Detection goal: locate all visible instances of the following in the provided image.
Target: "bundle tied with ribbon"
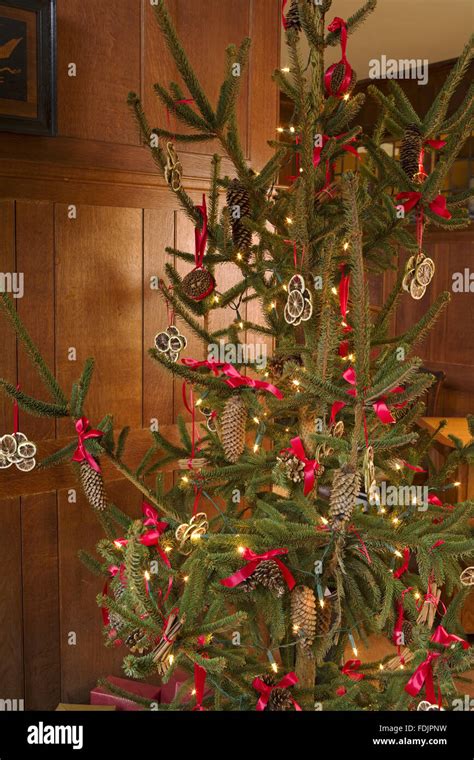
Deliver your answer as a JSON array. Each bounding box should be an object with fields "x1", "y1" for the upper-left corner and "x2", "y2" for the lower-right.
[
  {"x1": 182, "y1": 358, "x2": 284, "y2": 399},
  {"x1": 324, "y1": 18, "x2": 355, "y2": 97},
  {"x1": 330, "y1": 367, "x2": 406, "y2": 433},
  {"x1": 404, "y1": 625, "x2": 469, "y2": 706},
  {"x1": 220, "y1": 547, "x2": 295, "y2": 598},
  {"x1": 181, "y1": 194, "x2": 215, "y2": 301}
]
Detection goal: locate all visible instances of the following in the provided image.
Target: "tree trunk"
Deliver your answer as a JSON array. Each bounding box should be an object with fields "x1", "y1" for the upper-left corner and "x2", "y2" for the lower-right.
[{"x1": 295, "y1": 643, "x2": 316, "y2": 710}]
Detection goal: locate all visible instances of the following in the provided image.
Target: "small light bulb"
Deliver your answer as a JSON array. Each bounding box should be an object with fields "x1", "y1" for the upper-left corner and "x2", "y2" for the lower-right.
[
  {"x1": 394, "y1": 550, "x2": 402, "y2": 558},
  {"x1": 286, "y1": 217, "x2": 293, "y2": 225},
  {"x1": 237, "y1": 546, "x2": 245, "y2": 555},
  {"x1": 282, "y1": 284, "x2": 288, "y2": 292},
  {"x1": 169, "y1": 654, "x2": 174, "y2": 665},
  {"x1": 379, "y1": 664, "x2": 384, "y2": 671},
  {"x1": 281, "y1": 66, "x2": 290, "y2": 73},
  {"x1": 321, "y1": 517, "x2": 329, "y2": 525},
  {"x1": 114, "y1": 540, "x2": 123, "y2": 549},
  {"x1": 392, "y1": 517, "x2": 400, "y2": 525},
  {"x1": 348, "y1": 353, "x2": 355, "y2": 362},
  {"x1": 399, "y1": 664, "x2": 404, "y2": 670},
  {"x1": 320, "y1": 599, "x2": 325, "y2": 609},
  {"x1": 395, "y1": 463, "x2": 401, "y2": 470},
  {"x1": 271, "y1": 662, "x2": 279, "y2": 673},
  {"x1": 191, "y1": 533, "x2": 201, "y2": 542},
  {"x1": 343, "y1": 242, "x2": 349, "y2": 251},
  {"x1": 277, "y1": 127, "x2": 284, "y2": 133},
  {"x1": 331, "y1": 286, "x2": 338, "y2": 295},
  {"x1": 183, "y1": 575, "x2": 189, "y2": 582},
  {"x1": 239, "y1": 321, "x2": 244, "y2": 329},
  {"x1": 164, "y1": 546, "x2": 172, "y2": 553},
  {"x1": 181, "y1": 475, "x2": 189, "y2": 484},
  {"x1": 270, "y1": 302, "x2": 276, "y2": 309},
  {"x1": 236, "y1": 252, "x2": 243, "y2": 261},
  {"x1": 289, "y1": 126, "x2": 295, "y2": 134},
  {"x1": 253, "y1": 417, "x2": 260, "y2": 424},
  {"x1": 352, "y1": 646, "x2": 358, "y2": 657},
  {"x1": 454, "y1": 481, "x2": 461, "y2": 487},
  {"x1": 293, "y1": 624, "x2": 300, "y2": 633},
  {"x1": 253, "y1": 443, "x2": 260, "y2": 453},
  {"x1": 414, "y1": 592, "x2": 421, "y2": 600},
  {"x1": 195, "y1": 397, "x2": 203, "y2": 406},
  {"x1": 214, "y1": 295, "x2": 220, "y2": 304},
  {"x1": 343, "y1": 93, "x2": 350, "y2": 101},
  {"x1": 144, "y1": 570, "x2": 150, "y2": 581},
  {"x1": 292, "y1": 379, "x2": 300, "y2": 387},
  {"x1": 380, "y1": 507, "x2": 386, "y2": 514}
]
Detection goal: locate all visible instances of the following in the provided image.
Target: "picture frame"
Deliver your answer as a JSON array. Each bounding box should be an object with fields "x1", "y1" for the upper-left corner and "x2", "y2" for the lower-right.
[{"x1": 0, "y1": 0, "x2": 56, "y2": 135}]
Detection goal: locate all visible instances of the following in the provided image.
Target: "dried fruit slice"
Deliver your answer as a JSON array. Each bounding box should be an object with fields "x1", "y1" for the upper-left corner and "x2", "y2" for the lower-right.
[
  {"x1": 287, "y1": 289, "x2": 305, "y2": 319},
  {"x1": 415, "y1": 257, "x2": 435, "y2": 286},
  {"x1": 16, "y1": 457, "x2": 36, "y2": 472},
  {"x1": 155, "y1": 332, "x2": 170, "y2": 352},
  {"x1": 18, "y1": 441, "x2": 37, "y2": 459},
  {"x1": 284, "y1": 303, "x2": 297, "y2": 324},
  {"x1": 410, "y1": 279, "x2": 426, "y2": 300},
  {"x1": 300, "y1": 298, "x2": 313, "y2": 322},
  {"x1": 288, "y1": 274, "x2": 305, "y2": 293}
]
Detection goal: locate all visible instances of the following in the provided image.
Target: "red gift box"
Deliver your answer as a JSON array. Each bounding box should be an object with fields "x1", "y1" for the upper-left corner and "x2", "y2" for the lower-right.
[{"x1": 90, "y1": 676, "x2": 161, "y2": 711}]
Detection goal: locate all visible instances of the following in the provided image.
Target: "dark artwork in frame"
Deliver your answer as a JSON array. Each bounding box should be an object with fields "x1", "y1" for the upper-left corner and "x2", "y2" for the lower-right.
[{"x1": 0, "y1": 0, "x2": 56, "y2": 135}]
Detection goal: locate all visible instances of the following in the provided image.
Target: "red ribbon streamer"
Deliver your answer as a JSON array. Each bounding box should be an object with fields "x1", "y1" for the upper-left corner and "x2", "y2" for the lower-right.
[
  {"x1": 341, "y1": 659, "x2": 365, "y2": 681},
  {"x1": 252, "y1": 671, "x2": 301, "y2": 711},
  {"x1": 284, "y1": 437, "x2": 320, "y2": 496},
  {"x1": 182, "y1": 358, "x2": 284, "y2": 399},
  {"x1": 393, "y1": 548, "x2": 411, "y2": 579},
  {"x1": 220, "y1": 547, "x2": 295, "y2": 591},
  {"x1": 194, "y1": 194, "x2": 209, "y2": 269},
  {"x1": 192, "y1": 635, "x2": 209, "y2": 711},
  {"x1": 393, "y1": 586, "x2": 414, "y2": 648},
  {"x1": 324, "y1": 18, "x2": 352, "y2": 97},
  {"x1": 72, "y1": 417, "x2": 103, "y2": 472},
  {"x1": 405, "y1": 651, "x2": 442, "y2": 704}
]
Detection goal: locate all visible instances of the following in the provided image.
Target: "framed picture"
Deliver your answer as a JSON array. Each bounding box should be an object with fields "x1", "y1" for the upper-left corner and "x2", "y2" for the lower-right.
[{"x1": 0, "y1": 0, "x2": 56, "y2": 135}]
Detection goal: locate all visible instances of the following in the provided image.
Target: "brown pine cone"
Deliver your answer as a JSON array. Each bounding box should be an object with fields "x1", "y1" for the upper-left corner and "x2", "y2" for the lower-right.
[
  {"x1": 400, "y1": 123, "x2": 423, "y2": 181},
  {"x1": 291, "y1": 585, "x2": 317, "y2": 651},
  {"x1": 219, "y1": 394, "x2": 247, "y2": 463},
  {"x1": 243, "y1": 559, "x2": 287, "y2": 597},
  {"x1": 328, "y1": 464, "x2": 361, "y2": 531}
]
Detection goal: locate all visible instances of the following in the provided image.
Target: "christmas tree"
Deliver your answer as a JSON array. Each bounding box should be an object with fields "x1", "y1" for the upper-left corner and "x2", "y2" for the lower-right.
[{"x1": 1, "y1": 0, "x2": 474, "y2": 711}]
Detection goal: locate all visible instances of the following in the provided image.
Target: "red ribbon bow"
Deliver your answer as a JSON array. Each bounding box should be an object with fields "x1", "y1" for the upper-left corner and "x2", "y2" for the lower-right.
[
  {"x1": 395, "y1": 192, "x2": 452, "y2": 220},
  {"x1": 284, "y1": 437, "x2": 320, "y2": 496},
  {"x1": 181, "y1": 358, "x2": 284, "y2": 399},
  {"x1": 72, "y1": 417, "x2": 103, "y2": 472},
  {"x1": 252, "y1": 671, "x2": 301, "y2": 711},
  {"x1": 220, "y1": 547, "x2": 295, "y2": 591},
  {"x1": 324, "y1": 18, "x2": 352, "y2": 97},
  {"x1": 431, "y1": 625, "x2": 469, "y2": 651},
  {"x1": 393, "y1": 586, "x2": 414, "y2": 648},
  {"x1": 330, "y1": 368, "x2": 406, "y2": 426},
  {"x1": 341, "y1": 659, "x2": 365, "y2": 681}
]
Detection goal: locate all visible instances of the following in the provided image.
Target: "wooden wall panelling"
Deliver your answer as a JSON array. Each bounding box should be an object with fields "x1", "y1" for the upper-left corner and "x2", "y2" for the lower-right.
[
  {"x1": 54, "y1": 204, "x2": 143, "y2": 435},
  {"x1": 248, "y1": 0, "x2": 281, "y2": 168},
  {"x1": 16, "y1": 201, "x2": 56, "y2": 442},
  {"x1": 21, "y1": 492, "x2": 60, "y2": 710},
  {"x1": 0, "y1": 498, "x2": 24, "y2": 705},
  {"x1": 57, "y1": 0, "x2": 142, "y2": 144},
  {"x1": 0, "y1": 200, "x2": 17, "y2": 436},
  {"x1": 143, "y1": 0, "x2": 251, "y2": 158},
  {"x1": 58, "y1": 480, "x2": 142, "y2": 704}
]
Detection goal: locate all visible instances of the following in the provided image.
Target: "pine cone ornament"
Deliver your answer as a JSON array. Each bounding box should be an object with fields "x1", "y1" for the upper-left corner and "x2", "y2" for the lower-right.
[
  {"x1": 80, "y1": 460, "x2": 108, "y2": 511},
  {"x1": 182, "y1": 267, "x2": 215, "y2": 301},
  {"x1": 291, "y1": 585, "x2": 317, "y2": 652},
  {"x1": 226, "y1": 179, "x2": 251, "y2": 253},
  {"x1": 258, "y1": 674, "x2": 294, "y2": 711},
  {"x1": 279, "y1": 451, "x2": 306, "y2": 484},
  {"x1": 125, "y1": 629, "x2": 148, "y2": 654},
  {"x1": 219, "y1": 394, "x2": 247, "y2": 463},
  {"x1": 400, "y1": 123, "x2": 423, "y2": 181},
  {"x1": 402, "y1": 620, "x2": 414, "y2": 647},
  {"x1": 243, "y1": 559, "x2": 287, "y2": 597},
  {"x1": 326, "y1": 63, "x2": 357, "y2": 97},
  {"x1": 268, "y1": 353, "x2": 303, "y2": 378},
  {"x1": 284, "y1": 0, "x2": 301, "y2": 31},
  {"x1": 328, "y1": 464, "x2": 361, "y2": 531}
]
